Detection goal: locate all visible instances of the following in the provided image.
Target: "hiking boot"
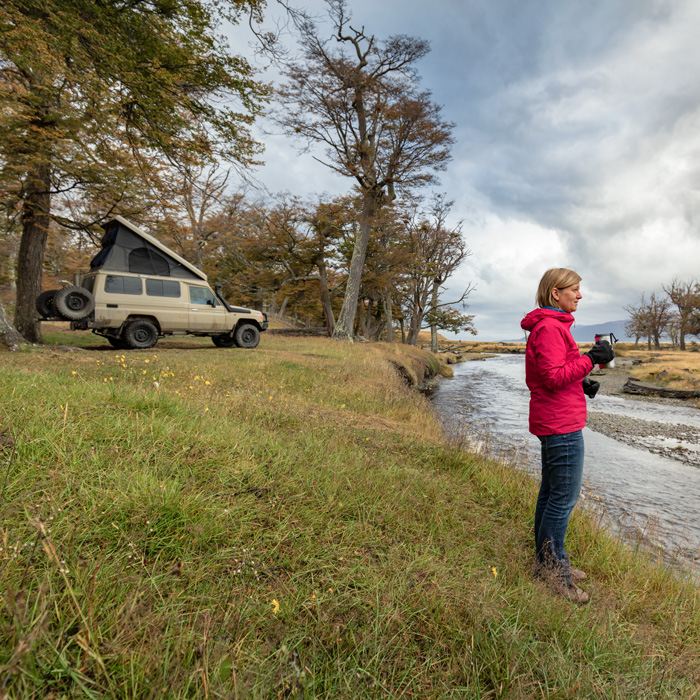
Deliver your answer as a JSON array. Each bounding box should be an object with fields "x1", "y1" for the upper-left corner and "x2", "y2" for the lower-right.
[
  {"x1": 570, "y1": 567, "x2": 587, "y2": 582},
  {"x1": 533, "y1": 564, "x2": 587, "y2": 583},
  {"x1": 553, "y1": 580, "x2": 590, "y2": 604}
]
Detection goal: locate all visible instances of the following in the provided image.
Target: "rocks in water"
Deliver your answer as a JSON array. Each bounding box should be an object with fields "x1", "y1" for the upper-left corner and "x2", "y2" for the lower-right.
[{"x1": 587, "y1": 411, "x2": 700, "y2": 467}]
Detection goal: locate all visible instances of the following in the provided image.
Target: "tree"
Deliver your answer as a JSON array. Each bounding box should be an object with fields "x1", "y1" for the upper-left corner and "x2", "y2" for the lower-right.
[
  {"x1": 302, "y1": 197, "x2": 349, "y2": 334},
  {"x1": 152, "y1": 165, "x2": 232, "y2": 270},
  {"x1": 624, "y1": 292, "x2": 672, "y2": 350},
  {"x1": 213, "y1": 192, "x2": 350, "y2": 331},
  {"x1": 276, "y1": 0, "x2": 454, "y2": 340},
  {"x1": 358, "y1": 204, "x2": 406, "y2": 341},
  {"x1": 398, "y1": 195, "x2": 474, "y2": 347},
  {"x1": 662, "y1": 278, "x2": 698, "y2": 351},
  {"x1": 0, "y1": 0, "x2": 269, "y2": 341}
]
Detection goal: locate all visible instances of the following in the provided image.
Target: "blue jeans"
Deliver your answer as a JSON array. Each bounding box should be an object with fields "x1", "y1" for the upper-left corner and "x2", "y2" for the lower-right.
[{"x1": 535, "y1": 430, "x2": 584, "y2": 583}]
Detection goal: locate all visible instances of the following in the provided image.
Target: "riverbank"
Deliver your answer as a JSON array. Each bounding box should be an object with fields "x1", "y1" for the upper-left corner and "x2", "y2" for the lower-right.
[{"x1": 1, "y1": 335, "x2": 699, "y2": 697}]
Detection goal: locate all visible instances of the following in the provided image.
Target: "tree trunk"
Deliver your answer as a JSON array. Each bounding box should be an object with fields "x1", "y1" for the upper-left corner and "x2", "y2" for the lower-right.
[
  {"x1": 0, "y1": 302, "x2": 24, "y2": 350},
  {"x1": 193, "y1": 239, "x2": 203, "y2": 270},
  {"x1": 357, "y1": 301, "x2": 368, "y2": 337},
  {"x1": 407, "y1": 285, "x2": 431, "y2": 346},
  {"x1": 316, "y1": 255, "x2": 335, "y2": 336},
  {"x1": 430, "y1": 279, "x2": 440, "y2": 352},
  {"x1": 361, "y1": 298, "x2": 374, "y2": 338},
  {"x1": 370, "y1": 318, "x2": 385, "y2": 341},
  {"x1": 384, "y1": 292, "x2": 393, "y2": 343},
  {"x1": 333, "y1": 191, "x2": 377, "y2": 340},
  {"x1": 15, "y1": 162, "x2": 52, "y2": 343}
]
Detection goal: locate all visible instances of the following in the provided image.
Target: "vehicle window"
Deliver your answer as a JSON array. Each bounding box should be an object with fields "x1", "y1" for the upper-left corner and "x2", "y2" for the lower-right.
[
  {"x1": 189, "y1": 286, "x2": 218, "y2": 306},
  {"x1": 104, "y1": 275, "x2": 142, "y2": 295},
  {"x1": 146, "y1": 279, "x2": 180, "y2": 297}
]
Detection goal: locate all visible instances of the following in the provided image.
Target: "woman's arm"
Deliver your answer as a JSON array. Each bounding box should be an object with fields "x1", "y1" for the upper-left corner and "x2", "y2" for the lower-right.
[{"x1": 531, "y1": 324, "x2": 593, "y2": 390}]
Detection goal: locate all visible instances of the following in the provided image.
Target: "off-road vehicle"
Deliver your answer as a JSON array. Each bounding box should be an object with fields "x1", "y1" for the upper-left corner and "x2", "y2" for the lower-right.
[{"x1": 36, "y1": 216, "x2": 267, "y2": 350}]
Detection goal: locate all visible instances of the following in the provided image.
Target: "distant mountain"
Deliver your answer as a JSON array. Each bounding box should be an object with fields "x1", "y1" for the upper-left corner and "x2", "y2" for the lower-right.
[
  {"x1": 506, "y1": 319, "x2": 632, "y2": 344},
  {"x1": 568, "y1": 320, "x2": 632, "y2": 344}
]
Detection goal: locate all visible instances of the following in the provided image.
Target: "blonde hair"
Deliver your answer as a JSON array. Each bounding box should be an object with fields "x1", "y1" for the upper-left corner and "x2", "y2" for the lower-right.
[{"x1": 536, "y1": 268, "x2": 582, "y2": 308}]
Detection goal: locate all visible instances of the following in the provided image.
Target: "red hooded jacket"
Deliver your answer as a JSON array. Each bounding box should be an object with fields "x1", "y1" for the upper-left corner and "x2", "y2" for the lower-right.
[{"x1": 521, "y1": 307, "x2": 594, "y2": 436}]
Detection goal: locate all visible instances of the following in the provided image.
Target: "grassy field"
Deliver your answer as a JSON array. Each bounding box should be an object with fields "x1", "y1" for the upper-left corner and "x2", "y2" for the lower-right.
[
  {"x1": 0, "y1": 330, "x2": 699, "y2": 698},
  {"x1": 620, "y1": 345, "x2": 700, "y2": 392}
]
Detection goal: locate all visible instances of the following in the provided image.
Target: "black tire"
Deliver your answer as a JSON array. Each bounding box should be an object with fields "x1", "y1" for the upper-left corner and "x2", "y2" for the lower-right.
[
  {"x1": 106, "y1": 336, "x2": 129, "y2": 349},
  {"x1": 123, "y1": 320, "x2": 159, "y2": 349},
  {"x1": 233, "y1": 323, "x2": 260, "y2": 349},
  {"x1": 36, "y1": 289, "x2": 60, "y2": 318},
  {"x1": 52, "y1": 285, "x2": 95, "y2": 321},
  {"x1": 212, "y1": 334, "x2": 237, "y2": 348}
]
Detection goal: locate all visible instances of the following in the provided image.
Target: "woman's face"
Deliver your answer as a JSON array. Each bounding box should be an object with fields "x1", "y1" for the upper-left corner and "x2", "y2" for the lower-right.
[{"x1": 552, "y1": 283, "x2": 582, "y2": 313}]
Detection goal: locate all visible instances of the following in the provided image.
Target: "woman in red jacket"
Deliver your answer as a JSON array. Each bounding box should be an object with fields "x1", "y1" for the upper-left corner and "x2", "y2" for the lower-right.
[{"x1": 521, "y1": 268, "x2": 614, "y2": 604}]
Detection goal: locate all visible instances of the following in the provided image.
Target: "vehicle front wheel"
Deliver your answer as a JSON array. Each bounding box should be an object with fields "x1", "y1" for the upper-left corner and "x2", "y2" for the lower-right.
[
  {"x1": 212, "y1": 334, "x2": 237, "y2": 348},
  {"x1": 123, "y1": 320, "x2": 159, "y2": 349},
  {"x1": 52, "y1": 286, "x2": 95, "y2": 320},
  {"x1": 233, "y1": 323, "x2": 260, "y2": 349}
]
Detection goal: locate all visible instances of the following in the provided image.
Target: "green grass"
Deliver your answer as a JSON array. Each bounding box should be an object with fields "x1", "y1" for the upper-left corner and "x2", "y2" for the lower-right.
[{"x1": 0, "y1": 333, "x2": 699, "y2": 698}]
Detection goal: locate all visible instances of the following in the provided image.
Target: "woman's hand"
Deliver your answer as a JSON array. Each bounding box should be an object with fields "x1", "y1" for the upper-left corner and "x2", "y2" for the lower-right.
[
  {"x1": 586, "y1": 340, "x2": 614, "y2": 366},
  {"x1": 582, "y1": 378, "x2": 600, "y2": 398}
]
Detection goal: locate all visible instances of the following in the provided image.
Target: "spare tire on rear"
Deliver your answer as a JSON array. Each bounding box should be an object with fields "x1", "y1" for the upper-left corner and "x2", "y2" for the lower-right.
[
  {"x1": 35, "y1": 289, "x2": 60, "y2": 318},
  {"x1": 52, "y1": 286, "x2": 95, "y2": 320}
]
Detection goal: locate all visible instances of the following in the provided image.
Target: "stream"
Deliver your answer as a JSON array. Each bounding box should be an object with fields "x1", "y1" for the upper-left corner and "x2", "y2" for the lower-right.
[{"x1": 428, "y1": 354, "x2": 700, "y2": 572}]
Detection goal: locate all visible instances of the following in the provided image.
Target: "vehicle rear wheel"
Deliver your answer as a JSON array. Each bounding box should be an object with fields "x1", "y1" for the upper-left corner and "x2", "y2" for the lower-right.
[
  {"x1": 233, "y1": 323, "x2": 260, "y2": 349},
  {"x1": 52, "y1": 286, "x2": 95, "y2": 320},
  {"x1": 123, "y1": 320, "x2": 159, "y2": 349},
  {"x1": 36, "y1": 289, "x2": 60, "y2": 318},
  {"x1": 212, "y1": 334, "x2": 237, "y2": 348}
]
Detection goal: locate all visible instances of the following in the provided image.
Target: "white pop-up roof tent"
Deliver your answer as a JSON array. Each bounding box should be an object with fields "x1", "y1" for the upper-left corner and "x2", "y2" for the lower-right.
[{"x1": 89, "y1": 215, "x2": 206, "y2": 281}]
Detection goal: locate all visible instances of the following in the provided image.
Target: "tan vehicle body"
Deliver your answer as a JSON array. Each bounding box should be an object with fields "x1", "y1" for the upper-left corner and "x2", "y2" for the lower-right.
[{"x1": 37, "y1": 216, "x2": 267, "y2": 349}]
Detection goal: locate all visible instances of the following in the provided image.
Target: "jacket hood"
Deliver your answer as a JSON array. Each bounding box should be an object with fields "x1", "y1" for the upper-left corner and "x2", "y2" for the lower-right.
[{"x1": 521, "y1": 307, "x2": 574, "y2": 332}]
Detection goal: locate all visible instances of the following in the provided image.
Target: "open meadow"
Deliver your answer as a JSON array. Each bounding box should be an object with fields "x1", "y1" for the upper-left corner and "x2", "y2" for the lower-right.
[{"x1": 1, "y1": 331, "x2": 699, "y2": 698}]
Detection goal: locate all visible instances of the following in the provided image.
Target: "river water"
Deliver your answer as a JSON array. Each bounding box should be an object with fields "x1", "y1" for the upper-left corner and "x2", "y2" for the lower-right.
[{"x1": 428, "y1": 354, "x2": 700, "y2": 571}]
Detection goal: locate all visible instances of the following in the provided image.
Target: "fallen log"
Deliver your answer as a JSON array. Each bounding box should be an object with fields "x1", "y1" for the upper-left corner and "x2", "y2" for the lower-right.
[
  {"x1": 622, "y1": 378, "x2": 700, "y2": 399},
  {"x1": 267, "y1": 327, "x2": 328, "y2": 337}
]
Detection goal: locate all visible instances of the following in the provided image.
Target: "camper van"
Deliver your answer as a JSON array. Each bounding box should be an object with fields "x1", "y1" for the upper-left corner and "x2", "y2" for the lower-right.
[{"x1": 36, "y1": 216, "x2": 268, "y2": 349}]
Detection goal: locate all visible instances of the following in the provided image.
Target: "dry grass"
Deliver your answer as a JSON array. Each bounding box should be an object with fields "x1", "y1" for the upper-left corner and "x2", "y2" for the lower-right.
[{"x1": 620, "y1": 346, "x2": 700, "y2": 393}]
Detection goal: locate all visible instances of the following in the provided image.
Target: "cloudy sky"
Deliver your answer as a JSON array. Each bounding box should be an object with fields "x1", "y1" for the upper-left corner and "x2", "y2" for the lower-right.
[{"x1": 230, "y1": 0, "x2": 700, "y2": 340}]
